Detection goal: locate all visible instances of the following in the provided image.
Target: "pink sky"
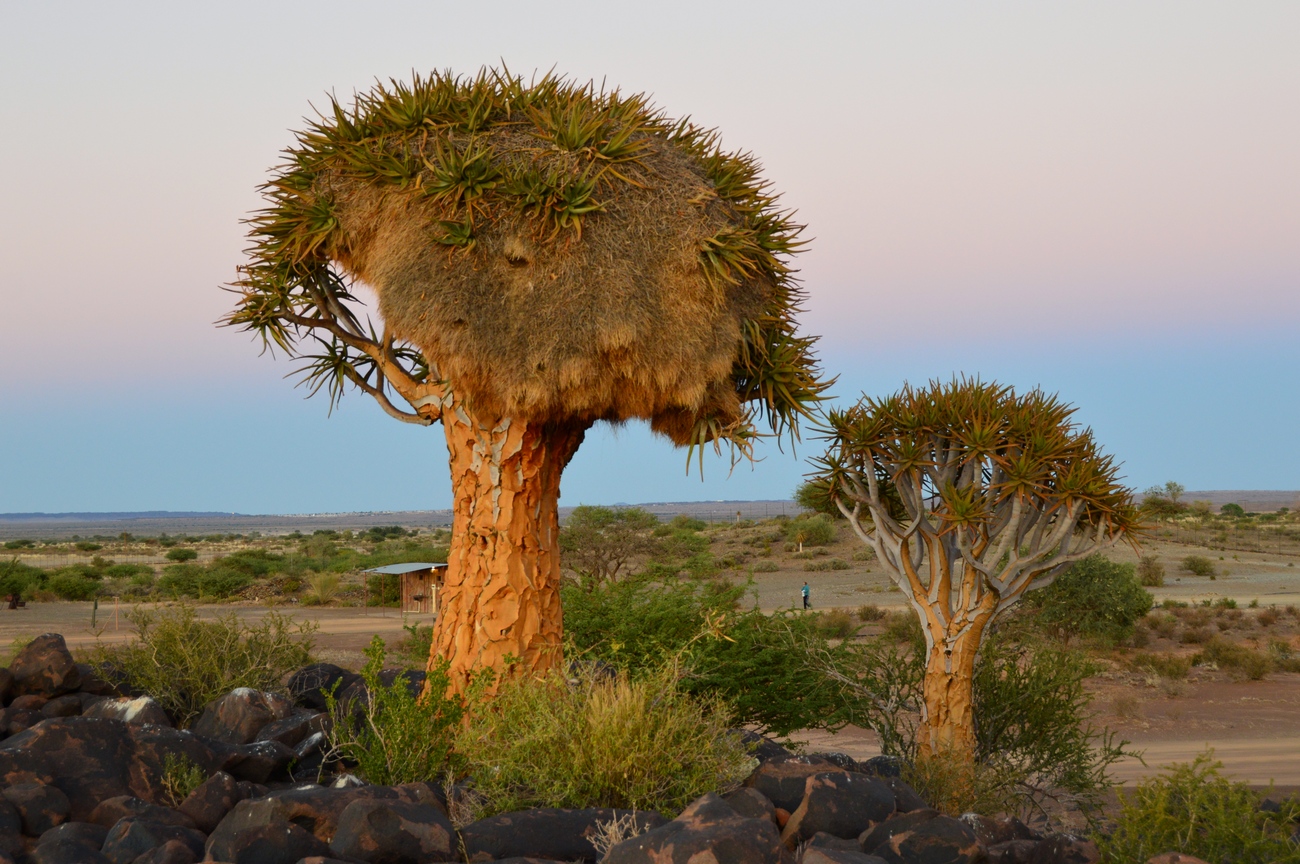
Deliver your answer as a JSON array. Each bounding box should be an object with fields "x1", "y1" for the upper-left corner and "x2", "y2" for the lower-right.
[{"x1": 1, "y1": 2, "x2": 1297, "y2": 510}]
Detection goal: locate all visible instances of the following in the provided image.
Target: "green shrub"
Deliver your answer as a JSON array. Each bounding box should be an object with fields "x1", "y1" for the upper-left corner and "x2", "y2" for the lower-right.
[
  {"x1": 162, "y1": 753, "x2": 207, "y2": 807},
  {"x1": 395, "y1": 623, "x2": 434, "y2": 667},
  {"x1": 857, "y1": 604, "x2": 886, "y2": 622},
  {"x1": 785, "y1": 514, "x2": 835, "y2": 548},
  {"x1": 93, "y1": 606, "x2": 316, "y2": 726},
  {"x1": 881, "y1": 611, "x2": 923, "y2": 644},
  {"x1": 157, "y1": 563, "x2": 252, "y2": 599},
  {"x1": 1132, "y1": 653, "x2": 1191, "y2": 679},
  {"x1": 1220, "y1": 502, "x2": 1246, "y2": 517},
  {"x1": 667, "y1": 514, "x2": 706, "y2": 532},
  {"x1": 1023, "y1": 555, "x2": 1153, "y2": 644},
  {"x1": 751, "y1": 560, "x2": 779, "y2": 573},
  {"x1": 165, "y1": 548, "x2": 199, "y2": 562},
  {"x1": 812, "y1": 609, "x2": 857, "y2": 638},
  {"x1": 326, "y1": 636, "x2": 463, "y2": 785},
  {"x1": 3, "y1": 539, "x2": 35, "y2": 550},
  {"x1": 971, "y1": 636, "x2": 1129, "y2": 816},
  {"x1": 1197, "y1": 637, "x2": 1273, "y2": 680},
  {"x1": 803, "y1": 560, "x2": 831, "y2": 572},
  {"x1": 456, "y1": 663, "x2": 753, "y2": 816},
  {"x1": 47, "y1": 572, "x2": 101, "y2": 600},
  {"x1": 74, "y1": 541, "x2": 103, "y2": 551},
  {"x1": 1182, "y1": 555, "x2": 1216, "y2": 576},
  {"x1": 0, "y1": 558, "x2": 48, "y2": 598},
  {"x1": 562, "y1": 577, "x2": 848, "y2": 736},
  {"x1": 304, "y1": 572, "x2": 340, "y2": 605},
  {"x1": 1136, "y1": 556, "x2": 1165, "y2": 587},
  {"x1": 1098, "y1": 753, "x2": 1300, "y2": 863}
]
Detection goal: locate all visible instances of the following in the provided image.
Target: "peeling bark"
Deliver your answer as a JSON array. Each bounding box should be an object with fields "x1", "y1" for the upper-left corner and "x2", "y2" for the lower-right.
[
  {"x1": 916, "y1": 614, "x2": 989, "y2": 760},
  {"x1": 426, "y1": 400, "x2": 587, "y2": 694}
]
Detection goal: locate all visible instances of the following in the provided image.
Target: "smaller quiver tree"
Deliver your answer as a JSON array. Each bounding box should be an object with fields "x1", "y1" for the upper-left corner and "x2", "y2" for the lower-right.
[{"x1": 810, "y1": 379, "x2": 1140, "y2": 761}]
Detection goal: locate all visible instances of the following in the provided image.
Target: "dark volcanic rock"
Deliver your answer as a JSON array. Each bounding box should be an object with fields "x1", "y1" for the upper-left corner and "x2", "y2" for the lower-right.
[
  {"x1": 330, "y1": 798, "x2": 456, "y2": 863},
  {"x1": 462, "y1": 807, "x2": 667, "y2": 862},
  {"x1": 191, "y1": 689, "x2": 289, "y2": 746},
  {"x1": 5, "y1": 709, "x2": 43, "y2": 735},
  {"x1": 807, "y1": 832, "x2": 861, "y2": 851},
  {"x1": 88, "y1": 797, "x2": 196, "y2": 830},
  {"x1": 10, "y1": 635, "x2": 80, "y2": 697},
  {"x1": 82, "y1": 696, "x2": 172, "y2": 727},
  {"x1": 1027, "y1": 833, "x2": 1099, "y2": 864},
  {"x1": 801, "y1": 849, "x2": 888, "y2": 864},
  {"x1": 31, "y1": 840, "x2": 112, "y2": 864},
  {"x1": 857, "y1": 757, "x2": 903, "y2": 779},
  {"x1": 207, "y1": 819, "x2": 332, "y2": 864},
  {"x1": 221, "y1": 740, "x2": 296, "y2": 783},
  {"x1": 0, "y1": 797, "x2": 19, "y2": 835},
  {"x1": 738, "y1": 730, "x2": 796, "y2": 763},
  {"x1": 2, "y1": 783, "x2": 70, "y2": 835},
  {"x1": 809, "y1": 752, "x2": 860, "y2": 772},
  {"x1": 133, "y1": 838, "x2": 199, "y2": 864},
  {"x1": 0, "y1": 718, "x2": 224, "y2": 821},
  {"x1": 604, "y1": 793, "x2": 794, "y2": 864},
  {"x1": 0, "y1": 669, "x2": 12, "y2": 704},
  {"x1": 253, "y1": 712, "x2": 326, "y2": 749},
  {"x1": 38, "y1": 821, "x2": 109, "y2": 850},
  {"x1": 869, "y1": 814, "x2": 980, "y2": 864},
  {"x1": 39, "y1": 696, "x2": 82, "y2": 719},
  {"x1": 10, "y1": 695, "x2": 49, "y2": 712},
  {"x1": 207, "y1": 784, "x2": 441, "y2": 849},
  {"x1": 725, "y1": 787, "x2": 777, "y2": 822},
  {"x1": 781, "y1": 772, "x2": 896, "y2": 846},
  {"x1": 882, "y1": 778, "x2": 927, "y2": 814},
  {"x1": 177, "y1": 771, "x2": 248, "y2": 834},
  {"x1": 72, "y1": 663, "x2": 120, "y2": 697},
  {"x1": 745, "y1": 757, "x2": 848, "y2": 813},
  {"x1": 287, "y1": 664, "x2": 359, "y2": 712},
  {"x1": 100, "y1": 818, "x2": 205, "y2": 864},
  {"x1": 858, "y1": 810, "x2": 940, "y2": 855},
  {"x1": 987, "y1": 839, "x2": 1040, "y2": 864},
  {"x1": 961, "y1": 813, "x2": 1038, "y2": 848}
]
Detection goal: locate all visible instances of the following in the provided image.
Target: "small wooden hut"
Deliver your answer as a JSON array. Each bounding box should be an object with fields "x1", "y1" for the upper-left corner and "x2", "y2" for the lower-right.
[{"x1": 364, "y1": 562, "x2": 447, "y2": 615}]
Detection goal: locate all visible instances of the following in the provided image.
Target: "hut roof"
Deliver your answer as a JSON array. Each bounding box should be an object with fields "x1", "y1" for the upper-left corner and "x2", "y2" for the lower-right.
[{"x1": 364, "y1": 562, "x2": 447, "y2": 575}]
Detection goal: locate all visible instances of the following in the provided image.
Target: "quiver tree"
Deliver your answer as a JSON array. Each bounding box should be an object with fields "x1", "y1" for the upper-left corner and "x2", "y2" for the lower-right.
[
  {"x1": 810, "y1": 379, "x2": 1140, "y2": 760},
  {"x1": 224, "y1": 69, "x2": 829, "y2": 692}
]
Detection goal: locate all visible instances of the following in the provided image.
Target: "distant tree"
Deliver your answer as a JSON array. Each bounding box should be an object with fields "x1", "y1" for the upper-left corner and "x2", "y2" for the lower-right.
[
  {"x1": 1022, "y1": 555, "x2": 1153, "y2": 645},
  {"x1": 1141, "y1": 481, "x2": 1188, "y2": 518},
  {"x1": 222, "y1": 69, "x2": 828, "y2": 691},
  {"x1": 813, "y1": 379, "x2": 1141, "y2": 762},
  {"x1": 559, "y1": 506, "x2": 660, "y2": 589},
  {"x1": 1220, "y1": 502, "x2": 1246, "y2": 518},
  {"x1": 165, "y1": 548, "x2": 198, "y2": 563}
]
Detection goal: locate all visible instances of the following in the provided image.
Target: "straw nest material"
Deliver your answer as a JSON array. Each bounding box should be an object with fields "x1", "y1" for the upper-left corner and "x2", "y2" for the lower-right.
[{"x1": 229, "y1": 69, "x2": 828, "y2": 447}]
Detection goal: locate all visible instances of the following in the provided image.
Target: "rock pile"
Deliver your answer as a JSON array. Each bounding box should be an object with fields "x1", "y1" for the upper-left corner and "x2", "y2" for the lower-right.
[{"x1": 0, "y1": 632, "x2": 1166, "y2": 863}]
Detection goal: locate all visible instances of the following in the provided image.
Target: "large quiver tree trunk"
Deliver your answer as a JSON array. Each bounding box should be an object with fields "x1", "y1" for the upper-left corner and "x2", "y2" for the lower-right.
[{"x1": 428, "y1": 401, "x2": 587, "y2": 694}]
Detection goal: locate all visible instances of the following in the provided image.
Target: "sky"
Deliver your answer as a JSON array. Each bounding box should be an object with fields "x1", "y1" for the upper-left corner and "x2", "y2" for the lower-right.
[{"x1": 1, "y1": 1, "x2": 1297, "y2": 514}]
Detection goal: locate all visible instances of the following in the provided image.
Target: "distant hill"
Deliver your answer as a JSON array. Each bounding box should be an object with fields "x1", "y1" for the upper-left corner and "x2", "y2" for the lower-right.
[
  {"x1": 3, "y1": 494, "x2": 1294, "y2": 540},
  {"x1": 0, "y1": 500, "x2": 797, "y2": 540},
  {"x1": 0, "y1": 511, "x2": 241, "y2": 522}
]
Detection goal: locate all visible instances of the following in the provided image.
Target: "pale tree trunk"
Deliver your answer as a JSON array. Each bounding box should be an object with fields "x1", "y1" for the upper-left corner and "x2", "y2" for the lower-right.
[
  {"x1": 426, "y1": 401, "x2": 587, "y2": 694},
  {"x1": 916, "y1": 607, "x2": 994, "y2": 761}
]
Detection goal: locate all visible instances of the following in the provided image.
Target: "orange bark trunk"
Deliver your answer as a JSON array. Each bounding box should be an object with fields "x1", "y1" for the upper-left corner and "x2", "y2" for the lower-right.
[
  {"x1": 426, "y1": 403, "x2": 586, "y2": 694},
  {"x1": 916, "y1": 612, "x2": 991, "y2": 761}
]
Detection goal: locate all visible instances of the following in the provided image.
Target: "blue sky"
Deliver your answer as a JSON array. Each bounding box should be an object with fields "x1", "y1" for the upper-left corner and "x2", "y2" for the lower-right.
[{"x1": 1, "y1": 2, "x2": 1297, "y2": 513}]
